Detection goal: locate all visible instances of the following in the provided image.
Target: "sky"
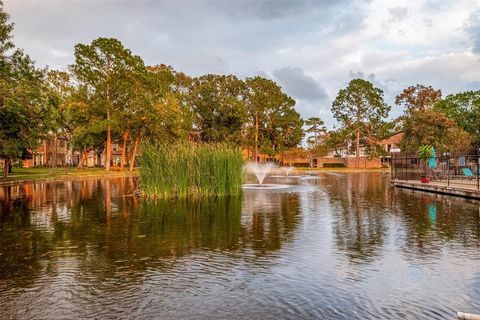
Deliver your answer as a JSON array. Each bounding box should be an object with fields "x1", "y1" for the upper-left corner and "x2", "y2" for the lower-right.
[{"x1": 4, "y1": 0, "x2": 480, "y2": 128}]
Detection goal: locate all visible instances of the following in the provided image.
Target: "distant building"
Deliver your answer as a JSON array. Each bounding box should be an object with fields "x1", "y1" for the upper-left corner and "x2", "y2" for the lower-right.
[
  {"x1": 22, "y1": 135, "x2": 121, "y2": 168},
  {"x1": 23, "y1": 135, "x2": 76, "y2": 168},
  {"x1": 379, "y1": 131, "x2": 403, "y2": 153}
]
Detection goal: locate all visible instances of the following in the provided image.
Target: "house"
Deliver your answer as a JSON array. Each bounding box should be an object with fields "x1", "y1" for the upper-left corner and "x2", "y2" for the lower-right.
[
  {"x1": 379, "y1": 131, "x2": 403, "y2": 153},
  {"x1": 23, "y1": 135, "x2": 76, "y2": 168}
]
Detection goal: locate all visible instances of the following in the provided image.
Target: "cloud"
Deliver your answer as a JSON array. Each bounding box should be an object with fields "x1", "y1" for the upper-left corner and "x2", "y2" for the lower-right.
[
  {"x1": 50, "y1": 48, "x2": 70, "y2": 59},
  {"x1": 273, "y1": 67, "x2": 328, "y2": 101},
  {"x1": 3, "y1": 0, "x2": 479, "y2": 127},
  {"x1": 388, "y1": 7, "x2": 408, "y2": 22},
  {"x1": 464, "y1": 9, "x2": 480, "y2": 54}
]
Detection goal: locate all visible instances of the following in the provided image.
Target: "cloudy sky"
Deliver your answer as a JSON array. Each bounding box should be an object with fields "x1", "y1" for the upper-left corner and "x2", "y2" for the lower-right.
[{"x1": 4, "y1": 0, "x2": 480, "y2": 127}]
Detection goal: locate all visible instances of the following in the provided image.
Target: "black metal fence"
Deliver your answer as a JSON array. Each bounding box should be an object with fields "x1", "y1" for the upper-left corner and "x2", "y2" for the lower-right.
[{"x1": 391, "y1": 154, "x2": 480, "y2": 190}]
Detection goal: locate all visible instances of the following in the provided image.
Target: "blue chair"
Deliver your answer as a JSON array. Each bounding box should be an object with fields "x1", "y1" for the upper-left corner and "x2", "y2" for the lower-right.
[{"x1": 462, "y1": 167, "x2": 474, "y2": 180}]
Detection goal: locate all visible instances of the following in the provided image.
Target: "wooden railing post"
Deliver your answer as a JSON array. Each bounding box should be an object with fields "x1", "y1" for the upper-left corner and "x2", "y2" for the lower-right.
[{"x1": 477, "y1": 155, "x2": 479, "y2": 190}]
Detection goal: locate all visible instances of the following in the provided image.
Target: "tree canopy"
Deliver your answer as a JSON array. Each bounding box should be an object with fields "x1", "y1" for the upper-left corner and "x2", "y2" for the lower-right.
[
  {"x1": 395, "y1": 84, "x2": 442, "y2": 114},
  {"x1": 331, "y1": 78, "x2": 390, "y2": 165},
  {"x1": 400, "y1": 109, "x2": 471, "y2": 154},
  {"x1": 245, "y1": 76, "x2": 303, "y2": 158},
  {"x1": 0, "y1": 3, "x2": 49, "y2": 177},
  {"x1": 188, "y1": 74, "x2": 247, "y2": 144},
  {"x1": 434, "y1": 90, "x2": 480, "y2": 150}
]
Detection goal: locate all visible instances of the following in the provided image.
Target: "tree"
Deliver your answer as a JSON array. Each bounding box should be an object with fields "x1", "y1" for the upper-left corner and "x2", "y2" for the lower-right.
[
  {"x1": 46, "y1": 70, "x2": 74, "y2": 168},
  {"x1": 188, "y1": 74, "x2": 247, "y2": 144},
  {"x1": 395, "y1": 84, "x2": 442, "y2": 113},
  {"x1": 326, "y1": 128, "x2": 352, "y2": 156},
  {"x1": 266, "y1": 104, "x2": 303, "y2": 155},
  {"x1": 0, "y1": 3, "x2": 48, "y2": 178},
  {"x1": 331, "y1": 79, "x2": 390, "y2": 167},
  {"x1": 66, "y1": 85, "x2": 106, "y2": 169},
  {"x1": 400, "y1": 109, "x2": 471, "y2": 154},
  {"x1": 305, "y1": 117, "x2": 326, "y2": 148},
  {"x1": 70, "y1": 37, "x2": 145, "y2": 171},
  {"x1": 434, "y1": 90, "x2": 480, "y2": 150},
  {"x1": 278, "y1": 147, "x2": 307, "y2": 167},
  {"x1": 245, "y1": 76, "x2": 303, "y2": 160}
]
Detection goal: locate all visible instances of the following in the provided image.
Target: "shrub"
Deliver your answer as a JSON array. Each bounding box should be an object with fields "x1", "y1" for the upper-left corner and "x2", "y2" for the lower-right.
[{"x1": 323, "y1": 163, "x2": 346, "y2": 168}]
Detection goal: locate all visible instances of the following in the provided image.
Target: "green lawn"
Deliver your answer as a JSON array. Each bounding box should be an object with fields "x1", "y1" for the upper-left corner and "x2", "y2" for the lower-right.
[{"x1": 1, "y1": 167, "x2": 138, "y2": 183}]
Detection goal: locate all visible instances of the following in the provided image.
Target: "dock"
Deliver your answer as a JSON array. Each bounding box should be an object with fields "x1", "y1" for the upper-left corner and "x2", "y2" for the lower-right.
[{"x1": 391, "y1": 179, "x2": 480, "y2": 200}]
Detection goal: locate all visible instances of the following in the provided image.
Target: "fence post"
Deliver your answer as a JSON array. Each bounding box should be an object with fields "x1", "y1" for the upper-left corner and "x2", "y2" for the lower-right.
[
  {"x1": 405, "y1": 155, "x2": 407, "y2": 181},
  {"x1": 477, "y1": 156, "x2": 479, "y2": 190}
]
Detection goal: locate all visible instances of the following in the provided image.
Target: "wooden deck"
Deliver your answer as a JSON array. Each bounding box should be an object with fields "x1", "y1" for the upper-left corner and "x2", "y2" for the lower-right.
[{"x1": 391, "y1": 179, "x2": 480, "y2": 199}]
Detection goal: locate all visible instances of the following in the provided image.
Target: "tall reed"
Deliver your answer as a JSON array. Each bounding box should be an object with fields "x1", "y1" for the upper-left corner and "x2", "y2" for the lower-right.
[{"x1": 138, "y1": 143, "x2": 244, "y2": 199}]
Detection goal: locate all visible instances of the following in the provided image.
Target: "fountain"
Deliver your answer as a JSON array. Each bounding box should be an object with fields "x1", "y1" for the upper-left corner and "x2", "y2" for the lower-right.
[
  {"x1": 246, "y1": 162, "x2": 276, "y2": 184},
  {"x1": 242, "y1": 162, "x2": 292, "y2": 190},
  {"x1": 269, "y1": 165, "x2": 302, "y2": 179},
  {"x1": 282, "y1": 166, "x2": 295, "y2": 176}
]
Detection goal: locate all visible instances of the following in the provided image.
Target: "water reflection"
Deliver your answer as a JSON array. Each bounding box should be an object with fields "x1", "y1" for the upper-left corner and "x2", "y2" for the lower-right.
[
  {"x1": 1, "y1": 175, "x2": 480, "y2": 319},
  {"x1": 392, "y1": 188, "x2": 480, "y2": 257},
  {"x1": 321, "y1": 173, "x2": 390, "y2": 263},
  {"x1": 0, "y1": 178, "x2": 301, "y2": 284}
]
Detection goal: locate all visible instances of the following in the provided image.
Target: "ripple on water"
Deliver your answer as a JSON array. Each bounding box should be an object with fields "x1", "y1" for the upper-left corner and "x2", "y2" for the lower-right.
[{"x1": 1, "y1": 175, "x2": 480, "y2": 319}]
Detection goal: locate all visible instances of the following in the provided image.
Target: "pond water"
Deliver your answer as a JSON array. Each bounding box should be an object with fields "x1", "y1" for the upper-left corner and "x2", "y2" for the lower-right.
[{"x1": 1, "y1": 173, "x2": 479, "y2": 319}]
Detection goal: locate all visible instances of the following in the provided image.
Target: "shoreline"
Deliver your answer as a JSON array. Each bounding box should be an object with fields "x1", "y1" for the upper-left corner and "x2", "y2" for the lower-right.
[
  {"x1": 0, "y1": 167, "x2": 390, "y2": 187},
  {"x1": 0, "y1": 168, "x2": 139, "y2": 186}
]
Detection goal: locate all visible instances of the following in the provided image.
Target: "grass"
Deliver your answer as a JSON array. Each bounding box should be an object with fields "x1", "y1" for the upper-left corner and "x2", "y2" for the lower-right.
[
  {"x1": 0, "y1": 167, "x2": 137, "y2": 184},
  {"x1": 139, "y1": 142, "x2": 244, "y2": 199}
]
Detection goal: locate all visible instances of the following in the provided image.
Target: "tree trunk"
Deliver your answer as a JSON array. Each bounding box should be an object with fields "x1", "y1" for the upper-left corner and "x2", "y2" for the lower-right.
[
  {"x1": 77, "y1": 150, "x2": 83, "y2": 169},
  {"x1": 3, "y1": 157, "x2": 10, "y2": 178},
  {"x1": 77, "y1": 150, "x2": 87, "y2": 169},
  {"x1": 355, "y1": 128, "x2": 360, "y2": 169},
  {"x1": 105, "y1": 60, "x2": 111, "y2": 172},
  {"x1": 43, "y1": 140, "x2": 48, "y2": 167},
  {"x1": 254, "y1": 112, "x2": 259, "y2": 163},
  {"x1": 120, "y1": 129, "x2": 129, "y2": 169},
  {"x1": 129, "y1": 132, "x2": 141, "y2": 172},
  {"x1": 53, "y1": 134, "x2": 57, "y2": 169},
  {"x1": 105, "y1": 109, "x2": 111, "y2": 171}
]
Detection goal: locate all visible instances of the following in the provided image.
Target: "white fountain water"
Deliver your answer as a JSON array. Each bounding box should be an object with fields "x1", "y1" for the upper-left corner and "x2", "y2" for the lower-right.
[
  {"x1": 281, "y1": 166, "x2": 295, "y2": 176},
  {"x1": 246, "y1": 161, "x2": 277, "y2": 184},
  {"x1": 243, "y1": 162, "x2": 293, "y2": 190}
]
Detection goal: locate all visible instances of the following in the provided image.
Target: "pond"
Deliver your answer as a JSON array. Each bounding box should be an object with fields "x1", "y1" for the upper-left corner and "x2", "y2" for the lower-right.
[{"x1": 1, "y1": 173, "x2": 479, "y2": 319}]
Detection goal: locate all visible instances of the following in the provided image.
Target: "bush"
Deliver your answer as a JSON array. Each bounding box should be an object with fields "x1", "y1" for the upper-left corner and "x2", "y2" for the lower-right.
[
  {"x1": 323, "y1": 163, "x2": 346, "y2": 168},
  {"x1": 138, "y1": 143, "x2": 244, "y2": 199}
]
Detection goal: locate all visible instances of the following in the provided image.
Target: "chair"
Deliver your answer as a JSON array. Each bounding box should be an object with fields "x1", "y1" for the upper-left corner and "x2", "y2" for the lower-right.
[
  {"x1": 431, "y1": 162, "x2": 446, "y2": 181},
  {"x1": 461, "y1": 167, "x2": 474, "y2": 180}
]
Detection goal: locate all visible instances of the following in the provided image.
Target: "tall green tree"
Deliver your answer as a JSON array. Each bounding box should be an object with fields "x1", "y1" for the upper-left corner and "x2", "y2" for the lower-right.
[
  {"x1": 305, "y1": 117, "x2": 326, "y2": 148},
  {"x1": 66, "y1": 85, "x2": 105, "y2": 168},
  {"x1": 70, "y1": 37, "x2": 145, "y2": 171},
  {"x1": 125, "y1": 66, "x2": 191, "y2": 171},
  {"x1": 46, "y1": 70, "x2": 74, "y2": 167},
  {"x1": 0, "y1": 2, "x2": 48, "y2": 178},
  {"x1": 188, "y1": 74, "x2": 247, "y2": 144},
  {"x1": 331, "y1": 78, "x2": 390, "y2": 167},
  {"x1": 245, "y1": 76, "x2": 303, "y2": 160},
  {"x1": 434, "y1": 90, "x2": 480, "y2": 150}
]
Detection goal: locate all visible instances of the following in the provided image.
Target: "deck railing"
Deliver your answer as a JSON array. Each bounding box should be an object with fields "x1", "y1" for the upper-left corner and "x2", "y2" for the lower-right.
[{"x1": 391, "y1": 154, "x2": 480, "y2": 190}]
